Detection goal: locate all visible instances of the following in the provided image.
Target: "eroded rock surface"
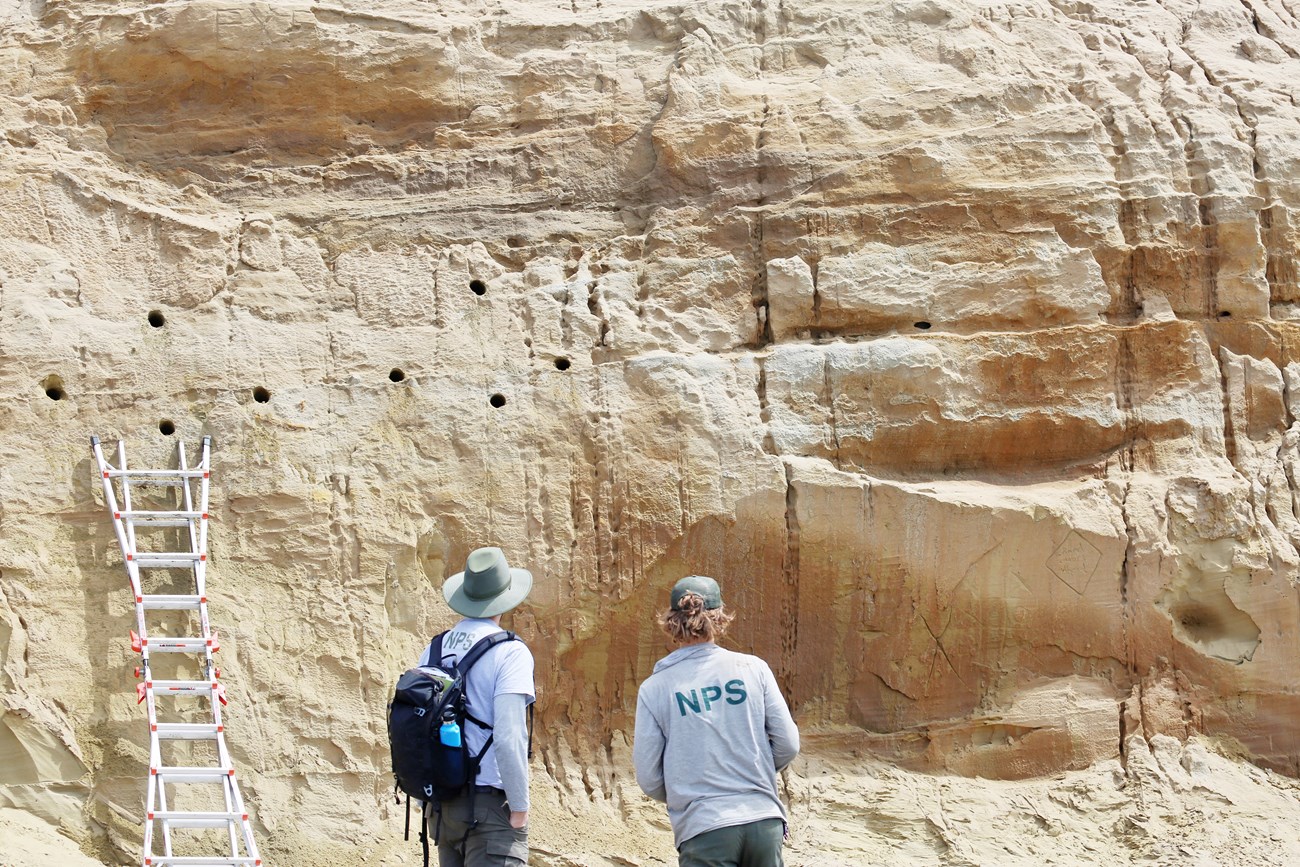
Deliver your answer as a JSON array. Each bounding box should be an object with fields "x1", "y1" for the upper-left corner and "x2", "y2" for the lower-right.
[{"x1": 4, "y1": 0, "x2": 1300, "y2": 863}]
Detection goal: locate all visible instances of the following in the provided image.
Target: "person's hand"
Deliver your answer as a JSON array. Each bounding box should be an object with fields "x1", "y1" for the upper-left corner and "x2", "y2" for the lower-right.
[{"x1": 509, "y1": 810, "x2": 528, "y2": 829}]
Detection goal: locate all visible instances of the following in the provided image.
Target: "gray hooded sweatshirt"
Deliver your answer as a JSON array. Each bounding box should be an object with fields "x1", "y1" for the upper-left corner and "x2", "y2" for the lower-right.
[{"x1": 633, "y1": 643, "x2": 800, "y2": 848}]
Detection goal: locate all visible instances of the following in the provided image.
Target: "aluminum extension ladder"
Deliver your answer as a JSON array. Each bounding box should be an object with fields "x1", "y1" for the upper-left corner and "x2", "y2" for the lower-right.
[{"x1": 92, "y1": 435, "x2": 262, "y2": 867}]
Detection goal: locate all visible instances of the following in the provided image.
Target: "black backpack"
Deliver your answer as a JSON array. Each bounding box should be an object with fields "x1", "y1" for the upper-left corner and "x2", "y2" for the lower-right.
[{"x1": 388, "y1": 630, "x2": 521, "y2": 861}]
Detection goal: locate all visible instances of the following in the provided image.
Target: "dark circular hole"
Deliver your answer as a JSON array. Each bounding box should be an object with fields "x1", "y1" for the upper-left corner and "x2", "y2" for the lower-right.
[
  {"x1": 554, "y1": 357, "x2": 571, "y2": 371},
  {"x1": 1218, "y1": 310, "x2": 1232, "y2": 319},
  {"x1": 489, "y1": 393, "x2": 506, "y2": 408},
  {"x1": 389, "y1": 368, "x2": 406, "y2": 383},
  {"x1": 147, "y1": 310, "x2": 166, "y2": 328},
  {"x1": 470, "y1": 279, "x2": 487, "y2": 296},
  {"x1": 42, "y1": 375, "x2": 65, "y2": 401},
  {"x1": 253, "y1": 387, "x2": 271, "y2": 403},
  {"x1": 507, "y1": 237, "x2": 523, "y2": 249},
  {"x1": 913, "y1": 321, "x2": 932, "y2": 330},
  {"x1": 159, "y1": 419, "x2": 176, "y2": 436}
]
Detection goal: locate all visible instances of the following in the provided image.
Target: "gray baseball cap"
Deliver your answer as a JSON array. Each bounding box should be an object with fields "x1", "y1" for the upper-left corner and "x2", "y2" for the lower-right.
[{"x1": 670, "y1": 575, "x2": 723, "y2": 610}]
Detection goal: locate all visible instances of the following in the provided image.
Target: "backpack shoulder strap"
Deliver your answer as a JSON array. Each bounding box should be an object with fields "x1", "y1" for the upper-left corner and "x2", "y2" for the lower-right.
[
  {"x1": 456, "y1": 630, "x2": 518, "y2": 677},
  {"x1": 426, "y1": 631, "x2": 447, "y2": 667},
  {"x1": 458, "y1": 631, "x2": 525, "y2": 733}
]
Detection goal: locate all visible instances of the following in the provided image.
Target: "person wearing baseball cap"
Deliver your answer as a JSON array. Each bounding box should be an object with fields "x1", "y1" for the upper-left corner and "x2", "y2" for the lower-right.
[
  {"x1": 416, "y1": 546, "x2": 535, "y2": 865},
  {"x1": 633, "y1": 575, "x2": 800, "y2": 866}
]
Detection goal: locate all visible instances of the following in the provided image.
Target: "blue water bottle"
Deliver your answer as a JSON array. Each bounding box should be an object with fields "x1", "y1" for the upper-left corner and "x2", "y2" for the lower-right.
[
  {"x1": 439, "y1": 712, "x2": 465, "y2": 782},
  {"x1": 439, "y1": 716, "x2": 462, "y2": 748}
]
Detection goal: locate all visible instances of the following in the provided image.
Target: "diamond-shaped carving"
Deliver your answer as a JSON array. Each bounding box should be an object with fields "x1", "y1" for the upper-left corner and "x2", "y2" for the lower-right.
[{"x1": 1046, "y1": 530, "x2": 1102, "y2": 594}]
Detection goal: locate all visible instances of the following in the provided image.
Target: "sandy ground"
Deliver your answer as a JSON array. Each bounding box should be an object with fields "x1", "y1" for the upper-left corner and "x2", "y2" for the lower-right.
[{"x1": 0, "y1": 808, "x2": 105, "y2": 867}]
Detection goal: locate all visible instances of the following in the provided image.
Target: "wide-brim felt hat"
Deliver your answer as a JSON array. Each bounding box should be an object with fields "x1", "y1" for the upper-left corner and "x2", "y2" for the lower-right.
[{"x1": 443, "y1": 546, "x2": 533, "y2": 618}]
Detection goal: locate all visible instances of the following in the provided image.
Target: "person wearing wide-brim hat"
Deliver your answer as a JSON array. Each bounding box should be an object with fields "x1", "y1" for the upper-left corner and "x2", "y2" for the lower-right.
[
  {"x1": 416, "y1": 547, "x2": 536, "y2": 866},
  {"x1": 633, "y1": 575, "x2": 800, "y2": 867}
]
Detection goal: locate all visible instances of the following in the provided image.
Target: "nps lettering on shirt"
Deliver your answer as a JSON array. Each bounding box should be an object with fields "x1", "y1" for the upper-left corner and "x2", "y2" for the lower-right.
[
  {"x1": 442, "y1": 631, "x2": 477, "y2": 654},
  {"x1": 674, "y1": 679, "x2": 748, "y2": 716}
]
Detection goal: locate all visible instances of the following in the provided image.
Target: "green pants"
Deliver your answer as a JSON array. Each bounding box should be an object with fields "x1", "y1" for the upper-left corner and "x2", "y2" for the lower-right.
[
  {"x1": 677, "y1": 818, "x2": 785, "y2": 867},
  {"x1": 429, "y1": 789, "x2": 528, "y2": 866}
]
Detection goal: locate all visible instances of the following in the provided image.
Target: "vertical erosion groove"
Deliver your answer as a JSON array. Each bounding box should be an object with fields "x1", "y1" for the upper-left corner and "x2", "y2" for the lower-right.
[{"x1": 780, "y1": 462, "x2": 800, "y2": 700}]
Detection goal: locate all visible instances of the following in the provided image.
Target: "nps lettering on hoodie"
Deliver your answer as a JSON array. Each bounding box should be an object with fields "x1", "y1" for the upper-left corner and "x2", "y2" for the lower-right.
[
  {"x1": 633, "y1": 643, "x2": 800, "y2": 848},
  {"x1": 674, "y1": 679, "x2": 747, "y2": 715}
]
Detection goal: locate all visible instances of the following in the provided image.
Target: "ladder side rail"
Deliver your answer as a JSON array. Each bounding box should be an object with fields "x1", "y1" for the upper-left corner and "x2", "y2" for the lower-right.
[
  {"x1": 148, "y1": 718, "x2": 173, "y2": 862},
  {"x1": 142, "y1": 757, "x2": 158, "y2": 865},
  {"x1": 196, "y1": 443, "x2": 217, "y2": 697},
  {"x1": 210, "y1": 689, "x2": 228, "y2": 755},
  {"x1": 213, "y1": 699, "x2": 242, "y2": 859},
  {"x1": 212, "y1": 707, "x2": 253, "y2": 861},
  {"x1": 178, "y1": 442, "x2": 197, "y2": 551},
  {"x1": 155, "y1": 775, "x2": 175, "y2": 861},
  {"x1": 92, "y1": 440, "x2": 143, "y2": 602},
  {"x1": 134, "y1": 560, "x2": 151, "y2": 711},
  {"x1": 196, "y1": 439, "x2": 211, "y2": 586},
  {"x1": 118, "y1": 442, "x2": 140, "y2": 557},
  {"x1": 195, "y1": 564, "x2": 214, "y2": 678},
  {"x1": 178, "y1": 444, "x2": 216, "y2": 677},
  {"x1": 226, "y1": 774, "x2": 257, "y2": 863},
  {"x1": 177, "y1": 447, "x2": 204, "y2": 595},
  {"x1": 221, "y1": 773, "x2": 240, "y2": 858}
]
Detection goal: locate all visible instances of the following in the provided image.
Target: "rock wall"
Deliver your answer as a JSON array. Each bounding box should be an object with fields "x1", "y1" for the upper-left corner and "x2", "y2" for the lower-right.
[{"x1": 2, "y1": 0, "x2": 1300, "y2": 863}]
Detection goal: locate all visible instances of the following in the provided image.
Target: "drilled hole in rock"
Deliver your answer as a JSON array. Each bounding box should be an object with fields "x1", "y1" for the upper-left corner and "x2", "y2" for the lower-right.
[
  {"x1": 389, "y1": 368, "x2": 406, "y2": 383},
  {"x1": 159, "y1": 419, "x2": 176, "y2": 436},
  {"x1": 470, "y1": 279, "x2": 487, "y2": 296},
  {"x1": 253, "y1": 387, "x2": 271, "y2": 403},
  {"x1": 554, "y1": 357, "x2": 571, "y2": 371},
  {"x1": 507, "y1": 237, "x2": 523, "y2": 249},
  {"x1": 43, "y1": 375, "x2": 65, "y2": 401},
  {"x1": 147, "y1": 310, "x2": 166, "y2": 328},
  {"x1": 1218, "y1": 310, "x2": 1232, "y2": 319},
  {"x1": 489, "y1": 393, "x2": 506, "y2": 408},
  {"x1": 914, "y1": 321, "x2": 932, "y2": 330}
]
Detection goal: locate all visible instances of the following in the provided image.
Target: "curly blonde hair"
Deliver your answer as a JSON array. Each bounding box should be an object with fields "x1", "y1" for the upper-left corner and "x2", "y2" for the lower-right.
[{"x1": 658, "y1": 592, "x2": 735, "y2": 644}]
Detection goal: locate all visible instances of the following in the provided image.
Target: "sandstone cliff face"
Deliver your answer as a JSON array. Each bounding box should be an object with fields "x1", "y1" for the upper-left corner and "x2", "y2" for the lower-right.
[{"x1": 3, "y1": 0, "x2": 1300, "y2": 863}]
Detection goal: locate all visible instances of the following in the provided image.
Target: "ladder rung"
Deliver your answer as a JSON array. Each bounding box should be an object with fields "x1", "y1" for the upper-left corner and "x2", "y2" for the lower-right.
[
  {"x1": 129, "y1": 519, "x2": 195, "y2": 528},
  {"x1": 153, "y1": 766, "x2": 235, "y2": 783},
  {"x1": 146, "y1": 858, "x2": 259, "y2": 866},
  {"x1": 140, "y1": 594, "x2": 205, "y2": 610},
  {"x1": 148, "y1": 805, "x2": 246, "y2": 826},
  {"x1": 153, "y1": 723, "x2": 222, "y2": 739},
  {"x1": 150, "y1": 680, "x2": 221, "y2": 694},
  {"x1": 148, "y1": 810, "x2": 247, "y2": 823},
  {"x1": 145, "y1": 637, "x2": 215, "y2": 652},
  {"x1": 104, "y1": 469, "x2": 209, "y2": 478},
  {"x1": 130, "y1": 555, "x2": 206, "y2": 569},
  {"x1": 117, "y1": 510, "x2": 206, "y2": 519}
]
